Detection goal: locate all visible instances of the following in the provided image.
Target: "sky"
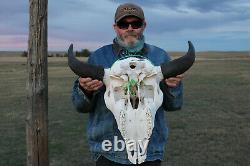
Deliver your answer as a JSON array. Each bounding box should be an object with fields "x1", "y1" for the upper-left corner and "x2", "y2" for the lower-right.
[{"x1": 0, "y1": 0, "x2": 249, "y2": 51}]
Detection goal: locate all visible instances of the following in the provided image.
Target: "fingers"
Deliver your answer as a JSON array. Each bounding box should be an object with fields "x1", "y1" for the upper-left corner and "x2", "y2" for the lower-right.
[
  {"x1": 176, "y1": 74, "x2": 184, "y2": 79},
  {"x1": 79, "y1": 77, "x2": 103, "y2": 91},
  {"x1": 165, "y1": 80, "x2": 178, "y2": 88},
  {"x1": 165, "y1": 74, "x2": 184, "y2": 88},
  {"x1": 167, "y1": 74, "x2": 184, "y2": 82},
  {"x1": 167, "y1": 77, "x2": 181, "y2": 82},
  {"x1": 79, "y1": 77, "x2": 91, "y2": 88},
  {"x1": 89, "y1": 80, "x2": 103, "y2": 91}
]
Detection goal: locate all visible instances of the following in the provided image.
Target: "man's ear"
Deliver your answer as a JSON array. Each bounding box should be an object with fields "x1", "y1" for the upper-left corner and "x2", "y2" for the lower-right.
[
  {"x1": 113, "y1": 24, "x2": 117, "y2": 32},
  {"x1": 113, "y1": 24, "x2": 117, "y2": 30},
  {"x1": 143, "y1": 21, "x2": 147, "y2": 29}
]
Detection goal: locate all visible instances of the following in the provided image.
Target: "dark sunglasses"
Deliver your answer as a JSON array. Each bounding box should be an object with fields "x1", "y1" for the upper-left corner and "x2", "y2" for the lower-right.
[{"x1": 116, "y1": 20, "x2": 143, "y2": 30}]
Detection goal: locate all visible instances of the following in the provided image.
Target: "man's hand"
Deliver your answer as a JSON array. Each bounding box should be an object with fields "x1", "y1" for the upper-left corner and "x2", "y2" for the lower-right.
[
  {"x1": 165, "y1": 74, "x2": 184, "y2": 88},
  {"x1": 79, "y1": 77, "x2": 103, "y2": 92}
]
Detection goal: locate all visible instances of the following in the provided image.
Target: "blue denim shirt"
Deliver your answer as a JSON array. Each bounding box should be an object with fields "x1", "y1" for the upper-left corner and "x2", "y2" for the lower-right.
[{"x1": 72, "y1": 43, "x2": 183, "y2": 164}]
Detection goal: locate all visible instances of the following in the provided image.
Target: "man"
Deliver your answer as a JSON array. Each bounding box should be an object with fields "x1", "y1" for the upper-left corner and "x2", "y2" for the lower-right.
[{"x1": 72, "y1": 3, "x2": 183, "y2": 166}]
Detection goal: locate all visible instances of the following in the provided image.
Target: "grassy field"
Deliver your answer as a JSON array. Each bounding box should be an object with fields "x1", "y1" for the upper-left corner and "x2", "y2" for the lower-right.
[{"x1": 0, "y1": 52, "x2": 250, "y2": 166}]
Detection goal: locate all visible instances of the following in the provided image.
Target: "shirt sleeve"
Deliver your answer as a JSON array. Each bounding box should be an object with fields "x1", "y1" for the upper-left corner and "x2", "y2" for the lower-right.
[
  {"x1": 71, "y1": 78, "x2": 93, "y2": 113},
  {"x1": 160, "y1": 80, "x2": 183, "y2": 111}
]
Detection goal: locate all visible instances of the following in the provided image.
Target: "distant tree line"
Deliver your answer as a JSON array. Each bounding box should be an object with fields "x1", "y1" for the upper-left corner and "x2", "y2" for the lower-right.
[
  {"x1": 21, "y1": 49, "x2": 91, "y2": 57},
  {"x1": 21, "y1": 51, "x2": 28, "y2": 57},
  {"x1": 75, "y1": 49, "x2": 91, "y2": 57}
]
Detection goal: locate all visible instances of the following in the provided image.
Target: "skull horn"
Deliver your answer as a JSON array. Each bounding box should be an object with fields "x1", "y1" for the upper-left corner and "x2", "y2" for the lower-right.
[
  {"x1": 67, "y1": 44, "x2": 105, "y2": 80},
  {"x1": 160, "y1": 41, "x2": 195, "y2": 79}
]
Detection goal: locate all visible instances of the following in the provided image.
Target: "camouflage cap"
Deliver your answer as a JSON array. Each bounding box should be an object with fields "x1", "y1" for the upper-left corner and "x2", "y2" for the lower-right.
[{"x1": 114, "y1": 3, "x2": 145, "y2": 23}]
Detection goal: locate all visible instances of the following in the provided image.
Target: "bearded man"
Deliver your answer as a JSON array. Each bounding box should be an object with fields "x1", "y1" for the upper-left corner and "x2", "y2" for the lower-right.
[{"x1": 72, "y1": 3, "x2": 184, "y2": 166}]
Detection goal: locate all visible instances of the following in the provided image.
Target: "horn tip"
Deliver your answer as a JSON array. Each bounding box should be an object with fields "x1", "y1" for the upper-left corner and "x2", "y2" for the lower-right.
[
  {"x1": 68, "y1": 44, "x2": 74, "y2": 53},
  {"x1": 69, "y1": 43, "x2": 73, "y2": 49},
  {"x1": 187, "y1": 41, "x2": 195, "y2": 52}
]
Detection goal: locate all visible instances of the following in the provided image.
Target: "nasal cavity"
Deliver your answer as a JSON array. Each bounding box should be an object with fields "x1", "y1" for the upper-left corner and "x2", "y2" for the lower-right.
[
  {"x1": 129, "y1": 62, "x2": 136, "y2": 69},
  {"x1": 130, "y1": 97, "x2": 139, "y2": 109},
  {"x1": 130, "y1": 64, "x2": 136, "y2": 69}
]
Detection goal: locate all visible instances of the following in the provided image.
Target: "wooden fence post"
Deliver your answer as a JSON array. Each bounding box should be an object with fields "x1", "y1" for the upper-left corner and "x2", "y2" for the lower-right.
[{"x1": 26, "y1": 0, "x2": 49, "y2": 165}]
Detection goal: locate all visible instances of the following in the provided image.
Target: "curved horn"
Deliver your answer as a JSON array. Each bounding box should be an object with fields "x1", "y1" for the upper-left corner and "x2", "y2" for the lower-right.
[
  {"x1": 68, "y1": 44, "x2": 105, "y2": 80},
  {"x1": 160, "y1": 41, "x2": 195, "y2": 79}
]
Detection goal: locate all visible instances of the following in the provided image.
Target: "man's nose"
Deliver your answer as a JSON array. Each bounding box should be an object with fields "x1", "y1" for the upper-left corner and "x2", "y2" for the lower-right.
[{"x1": 127, "y1": 24, "x2": 133, "y2": 31}]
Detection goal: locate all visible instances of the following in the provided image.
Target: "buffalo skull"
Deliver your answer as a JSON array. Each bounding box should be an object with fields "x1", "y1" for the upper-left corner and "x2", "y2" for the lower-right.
[{"x1": 68, "y1": 41, "x2": 195, "y2": 164}]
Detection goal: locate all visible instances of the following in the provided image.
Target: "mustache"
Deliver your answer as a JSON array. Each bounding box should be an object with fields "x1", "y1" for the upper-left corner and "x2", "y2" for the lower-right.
[{"x1": 124, "y1": 31, "x2": 138, "y2": 38}]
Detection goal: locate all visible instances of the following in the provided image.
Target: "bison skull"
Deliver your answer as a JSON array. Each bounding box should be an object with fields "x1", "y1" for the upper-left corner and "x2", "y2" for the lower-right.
[
  {"x1": 68, "y1": 41, "x2": 195, "y2": 164},
  {"x1": 103, "y1": 57, "x2": 163, "y2": 164}
]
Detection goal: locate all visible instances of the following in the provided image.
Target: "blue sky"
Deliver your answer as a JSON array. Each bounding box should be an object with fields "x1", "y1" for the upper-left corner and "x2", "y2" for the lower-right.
[{"x1": 0, "y1": 0, "x2": 249, "y2": 51}]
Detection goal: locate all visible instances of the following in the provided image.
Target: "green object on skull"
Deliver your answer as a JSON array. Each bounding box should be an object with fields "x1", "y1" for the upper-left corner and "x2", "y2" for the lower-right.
[{"x1": 123, "y1": 79, "x2": 138, "y2": 97}]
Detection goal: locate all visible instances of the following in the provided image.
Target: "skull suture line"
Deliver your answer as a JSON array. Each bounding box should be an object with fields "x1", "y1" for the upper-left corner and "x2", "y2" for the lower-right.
[{"x1": 68, "y1": 41, "x2": 195, "y2": 164}]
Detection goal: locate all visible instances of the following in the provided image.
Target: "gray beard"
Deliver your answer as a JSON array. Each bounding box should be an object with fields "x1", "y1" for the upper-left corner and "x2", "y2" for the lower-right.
[{"x1": 116, "y1": 35, "x2": 145, "y2": 52}]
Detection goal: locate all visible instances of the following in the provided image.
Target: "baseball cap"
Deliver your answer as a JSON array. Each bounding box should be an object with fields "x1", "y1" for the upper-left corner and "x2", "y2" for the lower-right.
[{"x1": 114, "y1": 3, "x2": 145, "y2": 23}]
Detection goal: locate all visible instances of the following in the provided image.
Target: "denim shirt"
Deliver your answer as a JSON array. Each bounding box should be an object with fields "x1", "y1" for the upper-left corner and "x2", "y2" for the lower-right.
[{"x1": 71, "y1": 43, "x2": 183, "y2": 164}]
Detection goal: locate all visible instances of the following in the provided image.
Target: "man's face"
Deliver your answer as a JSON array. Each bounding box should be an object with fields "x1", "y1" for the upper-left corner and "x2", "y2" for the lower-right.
[{"x1": 114, "y1": 16, "x2": 146, "y2": 47}]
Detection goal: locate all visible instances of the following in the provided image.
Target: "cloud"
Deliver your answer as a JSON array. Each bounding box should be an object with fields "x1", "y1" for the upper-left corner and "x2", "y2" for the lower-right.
[
  {"x1": 48, "y1": 0, "x2": 117, "y2": 43},
  {"x1": 187, "y1": 0, "x2": 249, "y2": 13},
  {"x1": 110, "y1": 0, "x2": 250, "y2": 30},
  {"x1": 109, "y1": 0, "x2": 250, "y2": 13},
  {"x1": 0, "y1": 0, "x2": 249, "y2": 51},
  {"x1": 0, "y1": 0, "x2": 28, "y2": 35}
]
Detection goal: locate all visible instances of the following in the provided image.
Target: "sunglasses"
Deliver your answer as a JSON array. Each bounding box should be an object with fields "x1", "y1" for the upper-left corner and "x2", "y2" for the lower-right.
[{"x1": 116, "y1": 20, "x2": 143, "y2": 30}]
